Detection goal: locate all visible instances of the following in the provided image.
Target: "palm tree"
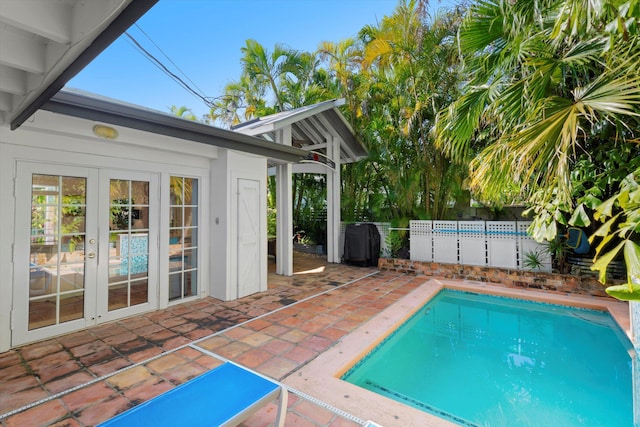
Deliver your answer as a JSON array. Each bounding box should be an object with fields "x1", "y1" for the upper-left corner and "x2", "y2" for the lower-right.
[{"x1": 435, "y1": 0, "x2": 640, "y2": 297}]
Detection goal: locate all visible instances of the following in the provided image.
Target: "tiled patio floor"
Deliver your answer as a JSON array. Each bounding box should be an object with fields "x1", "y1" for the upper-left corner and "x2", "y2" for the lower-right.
[
  {"x1": 1, "y1": 253, "x2": 629, "y2": 427},
  {"x1": 1, "y1": 253, "x2": 412, "y2": 427}
]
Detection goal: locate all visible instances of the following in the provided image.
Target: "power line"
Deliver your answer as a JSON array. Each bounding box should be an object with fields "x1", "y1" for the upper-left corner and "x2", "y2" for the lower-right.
[
  {"x1": 123, "y1": 30, "x2": 215, "y2": 109},
  {"x1": 132, "y1": 24, "x2": 209, "y2": 101}
]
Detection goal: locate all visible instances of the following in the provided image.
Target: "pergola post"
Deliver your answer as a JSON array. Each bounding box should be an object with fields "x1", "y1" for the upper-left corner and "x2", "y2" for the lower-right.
[
  {"x1": 326, "y1": 134, "x2": 341, "y2": 263},
  {"x1": 275, "y1": 126, "x2": 293, "y2": 276}
]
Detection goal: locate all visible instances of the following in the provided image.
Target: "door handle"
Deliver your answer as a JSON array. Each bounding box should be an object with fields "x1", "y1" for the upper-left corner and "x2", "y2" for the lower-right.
[{"x1": 86, "y1": 252, "x2": 96, "y2": 259}]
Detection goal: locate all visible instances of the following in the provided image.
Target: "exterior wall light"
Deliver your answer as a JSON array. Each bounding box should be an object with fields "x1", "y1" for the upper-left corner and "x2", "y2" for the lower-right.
[{"x1": 92, "y1": 124, "x2": 119, "y2": 140}]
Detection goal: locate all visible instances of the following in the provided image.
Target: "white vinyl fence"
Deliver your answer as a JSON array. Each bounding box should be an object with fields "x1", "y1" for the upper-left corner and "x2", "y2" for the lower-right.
[{"x1": 409, "y1": 220, "x2": 551, "y2": 271}]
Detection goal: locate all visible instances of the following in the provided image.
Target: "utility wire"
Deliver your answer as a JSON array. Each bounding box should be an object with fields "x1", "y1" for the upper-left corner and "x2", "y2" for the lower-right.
[
  {"x1": 123, "y1": 31, "x2": 215, "y2": 109},
  {"x1": 132, "y1": 24, "x2": 209, "y2": 101}
]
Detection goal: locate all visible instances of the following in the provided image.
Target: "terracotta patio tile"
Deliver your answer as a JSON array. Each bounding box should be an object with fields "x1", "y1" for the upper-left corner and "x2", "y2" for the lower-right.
[
  {"x1": 78, "y1": 346, "x2": 118, "y2": 366},
  {"x1": 0, "y1": 386, "x2": 48, "y2": 414},
  {"x1": 107, "y1": 366, "x2": 154, "y2": 390},
  {"x1": 282, "y1": 412, "x2": 317, "y2": 427},
  {"x1": 239, "y1": 400, "x2": 281, "y2": 427},
  {"x1": 246, "y1": 318, "x2": 272, "y2": 331},
  {"x1": 236, "y1": 348, "x2": 274, "y2": 369},
  {"x1": 44, "y1": 371, "x2": 93, "y2": 394},
  {"x1": 122, "y1": 376, "x2": 173, "y2": 404},
  {"x1": 196, "y1": 335, "x2": 231, "y2": 351},
  {"x1": 161, "y1": 362, "x2": 205, "y2": 385},
  {"x1": 182, "y1": 311, "x2": 210, "y2": 321},
  {"x1": 28, "y1": 350, "x2": 72, "y2": 371},
  {"x1": 1, "y1": 373, "x2": 41, "y2": 394},
  {"x1": 185, "y1": 327, "x2": 214, "y2": 340},
  {"x1": 36, "y1": 359, "x2": 84, "y2": 383},
  {"x1": 194, "y1": 354, "x2": 224, "y2": 370},
  {"x1": 75, "y1": 395, "x2": 132, "y2": 426},
  {"x1": 262, "y1": 324, "x2": 291, "y2": 337},
  {"x1": 215, "y1": 341, "x2": 253, "y2": 360},
  {"x1": 294, "y1": 400, "x2": 336, "y2": 425},
  {"x1": 61, "y1": 381, "x2": 114, "y2": 412},
  {"x1": 56, "y1": 331, "x2": 97, "y2": 349},
  {"x1": 4, "y1": 399, "x2": 68, "y2": 427},
  {"x1": 20, "y1": 341, "x2": 63, "y2": 361},
  {"x1": 129, "y1": 323, "x2": 165, "y2": 337},
  {"x1": 49, "y1": 418, "x2": 82, "y2": 427},
  {"x1": 146, "y1": 353, "x2": 187, "y2": 373},
  {"x1": 168, "y1": 321, "x2": 198, "y2": 334},
  {"x1": 161, "y1": 335, "x2": 191, "y2": 350},
  {"x1": 126, "y1": 345, "x2": 164, "y2": 363},
  {"x1": 157, "y1": 316, "x2": 188, "y2": 328},
  {"x1": 279, "y1": 315, "x2": 307, "y2": 328},
  {"x1": 257, "y1": 356, "x2": 298, "y2": 380},
  {"x1": 300, "y1": 335, "x2": 334, "y2": 353},
  {"x1": 91, "y1": 323, "x2": 129, "y2": 339},
  {"x1": 88, "y1": 357, "x2": 133, "y2": 377},
  {"x1": 283, "y1": 346, "x2": 317, "y2": 364},
  {"x1": 118, "y1": 316, "x2": 154, "y2": 329},
  {"x1": 240, "y1": 331, "x2": 273, "y2": 348},
  {"x1": 329, "y1": 416, "x2": 363, "y2": 427},
  {"x1": 0, "y1": 350, "x2": 21, "y2": 369},
  {"x1": 223, "y1": 326, "x2": 254, "y2": 340},
  {"x1": 317, "y1": 327, "x2": 349, "y2": 341},
  {"x1": 260, "y1": 338, "x2": 295, "y2": 356},
  {"x1": 102, "y1": 331, "x2": 138, "y2": 346},
  {"x1": 280, "y1": 329, "x2": 310, "y2": 344},
  {"x1": 146, "y1": 328, "x2": 179, "y2": 344},
  {"x1": 331, "y1": 319, "x2": 361, "y2": 332},
  {"x1": 174, "y1": 346, "x2": 202, "y2": 360},
  {"x1": 0, "y1": 364, "x2": 27, "y2": 382}
]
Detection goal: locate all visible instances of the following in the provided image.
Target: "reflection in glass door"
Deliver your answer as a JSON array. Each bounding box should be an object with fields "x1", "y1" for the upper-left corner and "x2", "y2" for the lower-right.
[
  {"x1": 108, "y1": 179, "x2": 150, "y2": 310},
  {"x1": 28, "y1": 174, "x2": 87, "y2": 330}
]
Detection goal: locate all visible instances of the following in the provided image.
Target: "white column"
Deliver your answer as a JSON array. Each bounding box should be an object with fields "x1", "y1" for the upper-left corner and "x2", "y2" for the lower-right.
[
  {"x1": 275, "y1": 126, "x2": 293, "y2": 275},
  {"x1": 326, "y1": 135, "x2": 341, "y2": 263}
]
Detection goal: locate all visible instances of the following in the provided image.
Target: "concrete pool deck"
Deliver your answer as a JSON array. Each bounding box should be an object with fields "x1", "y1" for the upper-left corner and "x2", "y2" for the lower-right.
[{"x1": 0, "y1": 254, "x2": 630, "y2": 427}]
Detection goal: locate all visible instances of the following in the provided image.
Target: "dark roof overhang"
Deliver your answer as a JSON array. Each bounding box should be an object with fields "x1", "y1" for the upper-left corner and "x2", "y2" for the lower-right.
[{"x1": 42, "y1": 90, "x2": 309, "y2": 164}]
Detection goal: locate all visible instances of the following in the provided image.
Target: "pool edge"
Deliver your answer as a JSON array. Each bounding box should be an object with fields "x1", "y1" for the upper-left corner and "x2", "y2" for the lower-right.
[{"x1": 283, "y1": 278, "x2": 631, "y2": 427}]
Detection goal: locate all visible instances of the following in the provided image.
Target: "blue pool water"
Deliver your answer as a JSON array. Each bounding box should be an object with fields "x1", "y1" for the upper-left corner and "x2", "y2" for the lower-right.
[{"x1": 342, "y1": 290, "x2": 633, "y2": 426}]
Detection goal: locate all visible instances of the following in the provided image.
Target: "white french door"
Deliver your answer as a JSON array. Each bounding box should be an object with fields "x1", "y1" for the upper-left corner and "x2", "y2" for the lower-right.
[{"x1": 12, "y1": 162, "x2": 158, "y2": 346}]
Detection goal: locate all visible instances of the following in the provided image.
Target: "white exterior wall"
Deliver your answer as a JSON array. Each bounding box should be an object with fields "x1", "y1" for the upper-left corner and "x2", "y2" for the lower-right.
[
  {"x1": 210, "y1": 150, "x2": 267, "y2": 301},
  {"x1": 0, "y1": 110, "x2": 268, "y2": 351}
]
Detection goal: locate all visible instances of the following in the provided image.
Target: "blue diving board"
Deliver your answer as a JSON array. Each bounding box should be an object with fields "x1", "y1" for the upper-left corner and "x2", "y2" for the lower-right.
[{"x1": 98, "y1": 362, "x2": 288, "y2": 427}]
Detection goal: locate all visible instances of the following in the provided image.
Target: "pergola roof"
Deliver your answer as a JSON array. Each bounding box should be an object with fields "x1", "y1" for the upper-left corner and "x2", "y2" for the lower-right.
[
  {"x1": 232, "y1": 99, "x2": 368, "y2": 166},
  {"x1": 0, "y1": 0, "x2": 158, "y2": 130}
]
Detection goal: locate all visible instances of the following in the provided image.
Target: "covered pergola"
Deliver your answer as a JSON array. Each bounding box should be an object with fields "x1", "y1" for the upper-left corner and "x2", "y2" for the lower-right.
[{"x1": 234, "y1": 99, "x2": 367, "y2": 276}]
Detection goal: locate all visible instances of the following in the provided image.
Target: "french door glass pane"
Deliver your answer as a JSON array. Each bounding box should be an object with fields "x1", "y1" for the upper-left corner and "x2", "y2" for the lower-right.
[
  {"x1": 29, "y1": 174, "x2": 86, "y2": 330},
  {"x1": 108, "y1": 179, "x2": 150, "y2": 310}
]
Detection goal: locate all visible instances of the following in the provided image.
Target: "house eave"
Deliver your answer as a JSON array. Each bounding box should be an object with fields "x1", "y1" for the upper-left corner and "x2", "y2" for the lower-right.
[{"x1": 41, "y1": 90, "x2": 309, "y2": 164}]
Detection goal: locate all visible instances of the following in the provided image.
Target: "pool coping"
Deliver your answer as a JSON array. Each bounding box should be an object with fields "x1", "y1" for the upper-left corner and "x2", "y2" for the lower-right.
[{"x1": 283, "y1": 278, "x2": 631, "y2": 427}]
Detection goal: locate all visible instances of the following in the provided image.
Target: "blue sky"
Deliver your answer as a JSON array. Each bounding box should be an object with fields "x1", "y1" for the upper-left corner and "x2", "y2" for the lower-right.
[{"x1": 68, "y1": 0, "x2": 453, "y2": 119}]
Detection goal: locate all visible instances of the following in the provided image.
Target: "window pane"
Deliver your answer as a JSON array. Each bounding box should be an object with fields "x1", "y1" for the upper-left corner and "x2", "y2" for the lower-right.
[
  {"x1": 184, "y1": 178, "x2": 197, "y2": 205},
  {"x1": 168, "y1": 176, "x2": 198, "y2": 302}
]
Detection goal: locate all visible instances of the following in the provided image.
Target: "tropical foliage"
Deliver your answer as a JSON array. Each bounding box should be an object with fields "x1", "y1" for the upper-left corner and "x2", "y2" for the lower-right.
[
  {"x1": 435, "y1": 0, "x2": 640, "y2": 297},
  {"x1": 206, "y1": 1, "x2": 468, "y2": 245}
]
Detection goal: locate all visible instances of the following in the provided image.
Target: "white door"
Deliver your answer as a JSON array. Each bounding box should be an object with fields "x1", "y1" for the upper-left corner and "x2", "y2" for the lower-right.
[
  {"x1": 237, "y1": 179, "x2": 260, "y2": 298},
  {"x1": 12, "y1": 163, "x2": 158, "y2": 346}
]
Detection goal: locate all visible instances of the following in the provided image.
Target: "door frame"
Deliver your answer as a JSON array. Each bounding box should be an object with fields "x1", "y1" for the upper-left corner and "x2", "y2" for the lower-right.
[
  {"x1": 11, "y1": 162, "x2": 160, "y2": 346},
  {"x1": 97, "y1": 169, "x2": 160, "y2": 323}
]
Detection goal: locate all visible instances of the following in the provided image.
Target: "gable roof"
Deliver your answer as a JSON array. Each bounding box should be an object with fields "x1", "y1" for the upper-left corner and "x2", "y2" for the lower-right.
[
  {"x1": 0, "y1": 0, "x2": 157, "y2": 130},
  {"x1": 233, "y1": 99, "x2": 368, "y2": 164}
]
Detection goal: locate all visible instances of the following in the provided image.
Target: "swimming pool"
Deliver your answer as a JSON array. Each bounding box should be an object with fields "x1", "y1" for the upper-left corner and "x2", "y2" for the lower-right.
[{"x1": 342, "y1": 289, "x2": 633, "y2": 426}]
